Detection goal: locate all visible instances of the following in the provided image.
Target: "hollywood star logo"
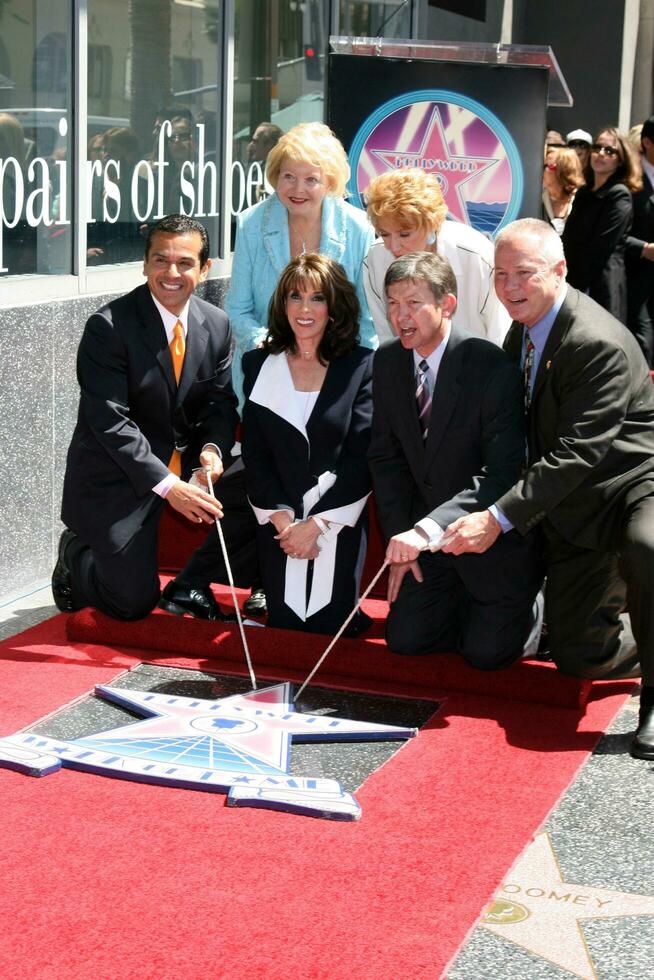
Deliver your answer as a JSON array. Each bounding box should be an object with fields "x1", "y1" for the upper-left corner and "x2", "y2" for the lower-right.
[
  {"x1": 0, "y1": 682, "x2": 417, "y2": 820},
  {"x1": 349, "y1": 90, "x2": 523, "y2": 235},
  {"x1": 370, "y1": 106, "x2": 497, "y2": 225}
]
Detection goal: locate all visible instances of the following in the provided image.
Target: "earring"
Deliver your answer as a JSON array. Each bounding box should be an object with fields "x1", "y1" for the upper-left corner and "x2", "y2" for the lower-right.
[{"x1": 426, "y1": 231, "x2": 437, "y2": 246}]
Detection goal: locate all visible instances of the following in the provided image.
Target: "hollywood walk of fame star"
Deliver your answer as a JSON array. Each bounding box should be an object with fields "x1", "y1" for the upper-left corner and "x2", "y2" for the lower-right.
[
  {"x1": 0, "y1": 682, "x2": 417, "y2": 820},
  {"x1": 75, "y1": 682, "x2": 416, "y2": 774},
  {"x1": 481, "y1": 831, "x2": 654, "y2": 978},
  {"x1": 371, "y1": 105, "x2": 498, "y2": 224}
]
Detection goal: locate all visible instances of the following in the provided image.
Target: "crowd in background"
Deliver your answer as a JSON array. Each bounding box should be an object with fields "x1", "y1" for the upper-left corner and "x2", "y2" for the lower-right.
[{"x1": 542, "y1": 121, "x2": 654, "y2": 366}]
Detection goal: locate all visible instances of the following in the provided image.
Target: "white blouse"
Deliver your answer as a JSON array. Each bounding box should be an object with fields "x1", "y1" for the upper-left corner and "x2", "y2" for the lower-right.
[
  {"x1": 363, "y1": 219, "x2": 511, "y2": 347},
  {"x1": 292, "y1": 387, "x2": 320, "y2": 425}
]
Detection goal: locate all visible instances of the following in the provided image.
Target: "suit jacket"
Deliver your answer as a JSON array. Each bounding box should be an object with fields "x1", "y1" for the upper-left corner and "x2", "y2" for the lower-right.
[
  {"x1": 625, "y1": 170, "x2": 654, "y2": 287},
  {"x1": 225, "y1": 193, "x2": 377, "y2": 406},
  {"x1": 496, "y1": 288, "x2": 654, "y2": 550},
  {"x1": 62, "y1": 283, "x2": 238, "y2": 553},
  {"x1": 241, "y1": 345, "x2": 373, "y2": 519},
  {"x1": 369, "y1": 325, "x2": 526, "y2": 540},
  {"x1": 562, "y1": 177, "x2": 632, "y2": 323},
  {"x1": 626, "y1": 170, "x2": 654, "y2": 255}
]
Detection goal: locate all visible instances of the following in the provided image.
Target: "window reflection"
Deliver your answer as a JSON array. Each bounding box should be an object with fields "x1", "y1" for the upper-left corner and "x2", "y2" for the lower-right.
[
  {"x1": 231, "y1": 0, "x2": 413, "y2": 218},
  {"x1": 339, "y1": 1, "x2": 413, "y2": 39},
  {"x1": 232, "y1": 0, "x2": 328, "y2": 217},
  {"x1": 86, "y1": 0, "x2": 222, "y2": 268},
  {"x1": 0, "y1": 4, "x2": 72, "y2": 277},
  {"x1": 0, "y1": 0, "x2": 417, "y2": 279}
]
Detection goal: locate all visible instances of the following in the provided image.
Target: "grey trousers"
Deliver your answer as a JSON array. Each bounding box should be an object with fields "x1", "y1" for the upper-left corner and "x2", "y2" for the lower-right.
[{"x1": 545, "y1": 494, "x2": 654, "y2": 684}]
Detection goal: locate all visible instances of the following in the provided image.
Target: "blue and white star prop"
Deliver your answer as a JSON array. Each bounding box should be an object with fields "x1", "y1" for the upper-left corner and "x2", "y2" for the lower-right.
[{"x1": 0, "y1": 683, "x2": 417, "y2": 820}]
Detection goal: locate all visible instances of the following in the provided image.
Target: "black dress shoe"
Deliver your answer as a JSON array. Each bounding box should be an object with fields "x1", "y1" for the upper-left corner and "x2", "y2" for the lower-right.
[
  {"x1": 52, "y1": 529, "x2": 82, "y2": 613},
  {"x1": 344, "y1": 609, "x2": 373, "y2": 639},
  {"x1": 631, "y1": 692, "x2": 654, "y2": 760},
  {"x1": 159, "y1": 581, "x2": 237, "y2": 622},
  {"x1": 243, "y1": 588, "x2": 267, "y2": 616}
]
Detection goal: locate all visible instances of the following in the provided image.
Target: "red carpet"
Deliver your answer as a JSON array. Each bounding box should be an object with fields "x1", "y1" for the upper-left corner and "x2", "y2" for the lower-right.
[
  {"x1": 0, "y1": 613, "x2": 635, "y2": 979},
  {"x1": 67, "y1": 586, "x2": 592, "y2": 710}
]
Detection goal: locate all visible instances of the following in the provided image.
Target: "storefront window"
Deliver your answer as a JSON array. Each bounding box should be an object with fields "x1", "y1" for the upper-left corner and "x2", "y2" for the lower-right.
[
  {"x1": 231, "y1": 0, "x2": 329, "y2": 217},
  {"x1": 339, "y1": 1, "x2": 413, "y2": 39},
  {"x1": 231, "y1": 1, "x2": 414, "y2": 218},
  {"x1": 0, "y1": 1, "x2": 72, "y2": 277},
  {"x1": 86, "y1": 0, "x2": 222, "y2": 268},
  {"x1": 0, "y1": 0, "x2": 416, "y2": 282}
]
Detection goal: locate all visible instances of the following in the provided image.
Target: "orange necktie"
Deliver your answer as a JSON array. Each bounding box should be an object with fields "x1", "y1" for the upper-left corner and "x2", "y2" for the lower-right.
[
  {"x1": 170, "y1": 320, "x2": 185, "y2": 383},
  {"x1": 168, "y1": 320, "x2": 185, "y2": 476}
]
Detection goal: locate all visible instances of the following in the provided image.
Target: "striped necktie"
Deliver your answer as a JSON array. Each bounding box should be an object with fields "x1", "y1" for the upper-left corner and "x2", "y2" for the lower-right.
[
  {"x1": 415, "y1": 358, "x2": 432, "y2": 439},
  {"x1": 168, "y1": 320, "x2": 185, "y2": 476},
  {"x1": 523, "y1": 333, "x2": 535, "y2": 413}
]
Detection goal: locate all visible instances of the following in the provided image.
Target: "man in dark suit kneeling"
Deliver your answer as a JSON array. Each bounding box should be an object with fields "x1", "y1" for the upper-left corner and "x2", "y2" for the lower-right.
[
  {"x1": 368, "y1": 251, "x2": 544, "y2": 670},
  {"x1": 53, "y1": 214, "x2": 251, "y2": 622},
  {"x1": 442, "y1": 218, "x2": 654, "y2": 758}
]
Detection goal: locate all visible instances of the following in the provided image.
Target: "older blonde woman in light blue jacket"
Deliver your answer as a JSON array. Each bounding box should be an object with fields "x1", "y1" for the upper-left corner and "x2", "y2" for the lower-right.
[{"x1": 225, "y1": 122, "x2": 377, "y2": 409}]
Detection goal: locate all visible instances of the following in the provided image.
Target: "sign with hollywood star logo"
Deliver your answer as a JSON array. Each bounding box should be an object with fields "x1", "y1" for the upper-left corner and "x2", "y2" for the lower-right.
[
  {"x1": 0, "y1": 682, "x2": 417, "y2": 821},
  {"x1": 348, "y1": 92, "x2": 522, "y2": 236},
  {"x1": 329, "y1": 54, "x2": 548, "y2": 234}
]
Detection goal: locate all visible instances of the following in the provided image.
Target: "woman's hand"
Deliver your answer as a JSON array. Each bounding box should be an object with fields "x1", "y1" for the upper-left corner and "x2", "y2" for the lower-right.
[
  {"x1": 275, "y1": 519, "x2": 321, "y2": 561},
  {"x1": 270, "y1": 510, "x2": 293, "y2": 535}
]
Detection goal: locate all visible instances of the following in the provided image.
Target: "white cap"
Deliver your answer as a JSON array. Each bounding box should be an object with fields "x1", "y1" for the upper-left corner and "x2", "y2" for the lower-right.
[{"x1": 566, "y1": 129, "x2": 592, "y2": 145}]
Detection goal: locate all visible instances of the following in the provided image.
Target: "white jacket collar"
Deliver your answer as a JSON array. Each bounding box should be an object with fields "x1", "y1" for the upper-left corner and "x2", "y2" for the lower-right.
[{"x1": 248, "y1": 353, "x2": 309, "y2": 443}]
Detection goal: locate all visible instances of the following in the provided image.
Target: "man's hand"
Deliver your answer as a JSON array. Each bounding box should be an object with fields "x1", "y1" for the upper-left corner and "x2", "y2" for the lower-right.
[
  {"x1": 385, "y1": 529, "x2": 426, "y2": 603},
  {"x1": 387, "y1": 561, "x2": 423, "y2": 604},
  {"x1": 440, "y1": 510, "x2": 501, "y2": 555},
  {"x1": 276, "y1": 520, "x2": 321, "y2": 561},
  {"x1": 193, "y1": 448, "x2": 224, "y2": 488},
  {"x1": 167, "y1": 481, "x2": 224, "y2": 524},
  {"x1": 643, "y1": 242, "x2": 654, "y2": 263},
  {"x1": 386, "y1": 528, "x2": 427, "y2": 564}
]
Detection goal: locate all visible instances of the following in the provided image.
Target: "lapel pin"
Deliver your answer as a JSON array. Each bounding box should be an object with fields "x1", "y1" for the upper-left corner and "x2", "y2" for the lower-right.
[{"x1": 546, "y1": 360, "x2": 552, "y2": 370}]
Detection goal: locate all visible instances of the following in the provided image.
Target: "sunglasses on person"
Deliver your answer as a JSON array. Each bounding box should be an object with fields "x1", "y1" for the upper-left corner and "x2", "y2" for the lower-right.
[
  {"x1": 568, "y1": 140, "x2": 590, "y2": 149},
  {"x1": 591, "y1": 144, "x2": 620, "y2": 157}
]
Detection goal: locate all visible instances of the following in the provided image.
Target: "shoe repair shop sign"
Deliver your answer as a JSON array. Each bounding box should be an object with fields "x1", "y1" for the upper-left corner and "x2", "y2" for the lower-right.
[{"x1": 0, "y1": 118, "x2": 266, "y2": 274}]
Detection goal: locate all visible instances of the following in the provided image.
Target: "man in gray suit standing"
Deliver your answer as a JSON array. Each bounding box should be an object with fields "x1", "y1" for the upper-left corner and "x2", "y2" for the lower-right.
[{"x1": 443, "y1": 218, "x2": 654, "y2": 759}]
